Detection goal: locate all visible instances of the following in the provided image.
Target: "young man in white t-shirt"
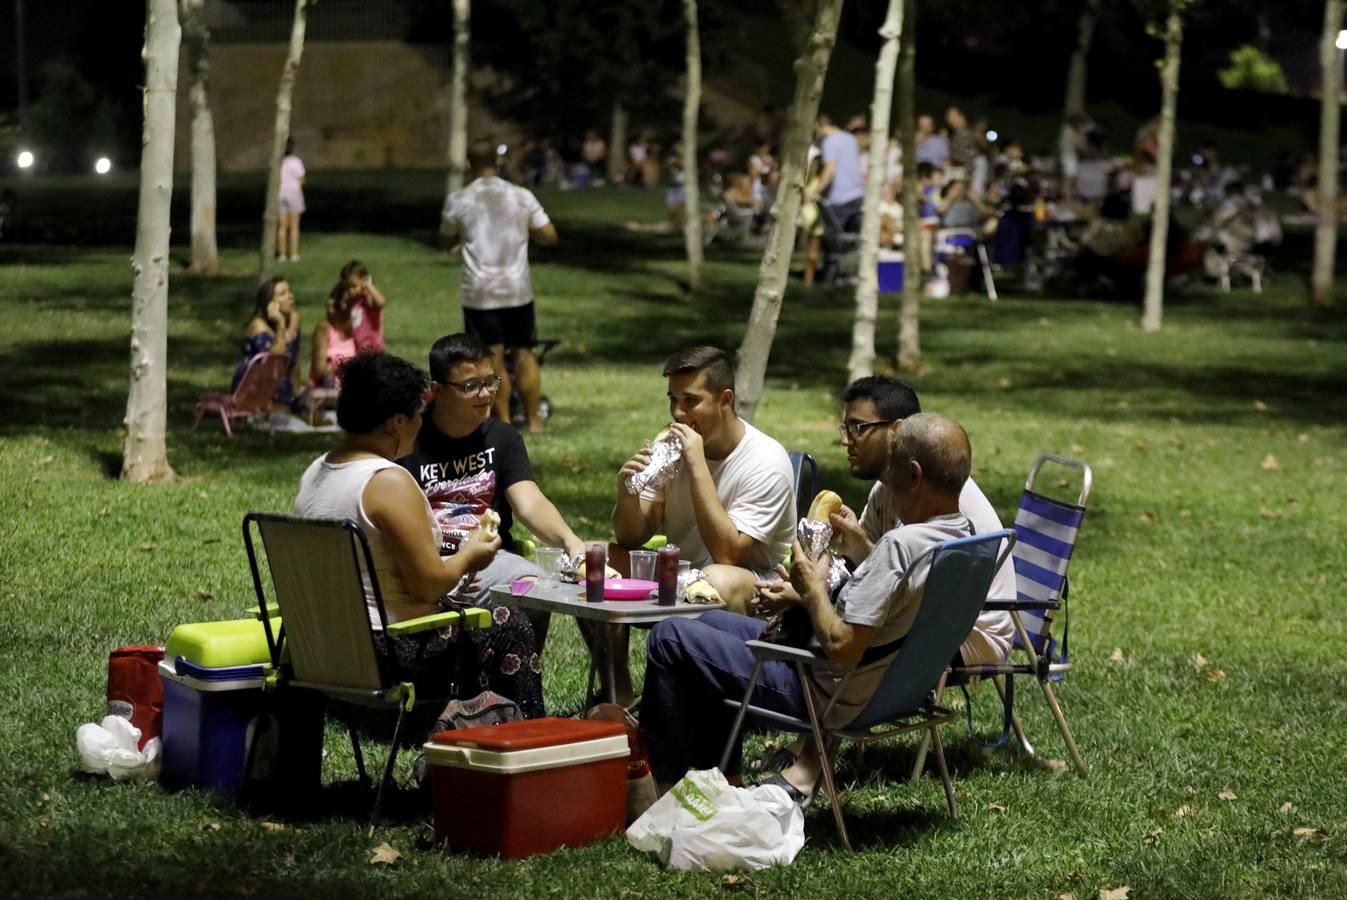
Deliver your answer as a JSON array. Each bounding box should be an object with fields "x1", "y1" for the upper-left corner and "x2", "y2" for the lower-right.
[
  {"x1": 441, "y1": 140, "x2": 558, "y2": 433},
  {"x1": 614, "y1": 346, "x2": 796, "y2": 610},
  {"x1": 600, "y1": 347, "x2": 795, "y2": 704}
]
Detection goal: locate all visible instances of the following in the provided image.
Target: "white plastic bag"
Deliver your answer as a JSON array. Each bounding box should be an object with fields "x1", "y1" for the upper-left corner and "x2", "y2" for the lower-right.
[
  {"x1": 76, "y1": 715, "x2": 161, "y2": 782},
  {"x1": 626, "y1": 768, "x2": 805, "y2": 871}
]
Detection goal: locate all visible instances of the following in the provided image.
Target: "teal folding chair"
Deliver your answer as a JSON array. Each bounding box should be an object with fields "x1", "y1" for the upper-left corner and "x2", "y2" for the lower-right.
[
  {"x1": 719, "y1": 529, "x2": 1015, "y2": 849},
  {"x1": 911, "y1": 454, "x2": 1092, "y2": 779},
  {"x1": 788, "y1": 450, "x2": 818, "y2": 517}
]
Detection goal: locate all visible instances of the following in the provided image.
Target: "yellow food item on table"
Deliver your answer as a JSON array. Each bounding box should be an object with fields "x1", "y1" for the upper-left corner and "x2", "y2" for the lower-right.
[{"x1": 684, "y1": 579, "x2": 722, "y2": 605}]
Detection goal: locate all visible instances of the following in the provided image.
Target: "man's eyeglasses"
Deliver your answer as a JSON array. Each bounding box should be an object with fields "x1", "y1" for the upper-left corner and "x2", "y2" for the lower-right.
[
  {"x1": 837, "y1": 419, "x2": 893, "y2": 441},
  {"x1": 441, "y1": 376, "x2": 503, "y2": 397}
]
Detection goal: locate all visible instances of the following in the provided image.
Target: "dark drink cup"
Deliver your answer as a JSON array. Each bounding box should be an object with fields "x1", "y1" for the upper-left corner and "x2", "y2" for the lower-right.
[
  {"x1": 657, "y1": 544, "x2": 681, "y2": 606},
  {"x1": 585, "y1": 544, "x2": 606, "y2": 603}
]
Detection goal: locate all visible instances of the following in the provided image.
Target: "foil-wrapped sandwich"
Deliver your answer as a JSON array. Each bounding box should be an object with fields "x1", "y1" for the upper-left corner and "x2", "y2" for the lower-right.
[
  {"x1": 625, "y1": 427, "x2": 684, "y2": 495},
  {"x1": 796, "y1": 490, "x2": 850, "y2": 595},
  {"x1": 796, "y1": 489, "x2": 842, "y2": 560}
]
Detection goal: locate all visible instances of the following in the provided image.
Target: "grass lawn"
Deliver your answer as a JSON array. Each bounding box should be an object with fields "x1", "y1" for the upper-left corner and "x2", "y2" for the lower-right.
[{"x1": 1, "y1": 175, "x2": 1345, "y2": 898}]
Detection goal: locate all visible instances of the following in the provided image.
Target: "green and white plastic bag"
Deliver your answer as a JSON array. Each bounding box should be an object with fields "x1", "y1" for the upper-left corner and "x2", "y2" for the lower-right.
[{"x1": 626, "y1": 768, "x2": 805, "y2": 871}]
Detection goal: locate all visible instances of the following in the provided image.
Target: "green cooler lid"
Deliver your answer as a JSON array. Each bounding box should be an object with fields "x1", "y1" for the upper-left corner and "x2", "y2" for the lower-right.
[{"x1": 165, "y1": 617, "x2": 280, "y2": 669}]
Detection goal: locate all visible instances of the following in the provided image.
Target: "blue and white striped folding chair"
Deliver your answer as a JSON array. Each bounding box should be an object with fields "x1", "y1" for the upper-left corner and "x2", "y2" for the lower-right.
[{"x1": 910, "y1": 454, "x2": 1092, "y2": 780}]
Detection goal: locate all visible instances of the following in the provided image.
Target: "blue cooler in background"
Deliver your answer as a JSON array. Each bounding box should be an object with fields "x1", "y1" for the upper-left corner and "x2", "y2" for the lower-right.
[
  {"x1": 877, "y1": 249, "x2": 904, "y2": 292},
  {"x1": 159, "y1": 618, "x2": 275, "y2": 793}
]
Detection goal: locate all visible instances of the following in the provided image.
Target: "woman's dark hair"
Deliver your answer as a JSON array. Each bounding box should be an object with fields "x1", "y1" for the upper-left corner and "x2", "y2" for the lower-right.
[
  {"x1": 284, "y1": 137, "x2": 296, "y2": 156},
  {"x1": 335, "y1": 353, "x2": 429, "y2": 434},
  {"x1": 253, "y1": 277, "x2": 286, "y2": 320}
]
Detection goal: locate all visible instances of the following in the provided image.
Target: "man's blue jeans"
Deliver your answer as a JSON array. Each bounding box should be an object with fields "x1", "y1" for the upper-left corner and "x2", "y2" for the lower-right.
[{"x1": 640, "y1": 610, "x2": 809, "y2": 785}]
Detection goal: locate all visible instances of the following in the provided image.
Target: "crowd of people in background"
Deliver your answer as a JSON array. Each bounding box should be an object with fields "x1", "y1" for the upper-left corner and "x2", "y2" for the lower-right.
[{"x1": 497, "y1": 101, "x2": 1330, "y2": 299}]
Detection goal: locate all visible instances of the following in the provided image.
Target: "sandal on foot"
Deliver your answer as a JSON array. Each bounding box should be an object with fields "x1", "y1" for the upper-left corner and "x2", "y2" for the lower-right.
[{"x1": 760, "y1": 773, "x2": 816, "y2": 810}]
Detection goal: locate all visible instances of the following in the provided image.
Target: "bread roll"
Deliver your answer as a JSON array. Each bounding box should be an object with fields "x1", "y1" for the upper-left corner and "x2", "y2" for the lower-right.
[
  {"x1": 476, "y1": 508, "x2": 501, "y2": 541},
  {"x1": 806, "y1": 490, "x2": 843, "y2": 524}
]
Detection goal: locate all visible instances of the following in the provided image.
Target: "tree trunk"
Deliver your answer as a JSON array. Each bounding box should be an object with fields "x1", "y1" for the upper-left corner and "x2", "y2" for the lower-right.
[
  {"x1": 122, "y1": 0, "x2": 181, "y2": 484},
  {"x1": 259, "y1": 0, "x2": 308, "y2": 282},
  {"x1": 446, "y1": 0, "x2": 470, "y2": 195},
  {"x1": 734, "y1": 0, "x2": 845, "y2": 423},
  {"x1": 1062, "y1": 0, "x2": 1099, "y2": 120},
  {"x1": 181, "y1": 0, "x2": 218, "y2": 275},
  {"x1": 1312, "y1": 0, "x2": 1343, "y2": 307},
  {"x1": 848, "y1": 0, "x2": 902, "y2": 384},
  {"x1": 682, "y1": 0, "x2": 704, "y2": 292},
  {"x1": 1141, "y1": 9, "x2": 1182, "y2": 333},
  {"x1": 896, "y1": 0, "x2": 921, "y2": 371},
  {"x1": 607, "y1": 101, "x2": 627, "y2": 186}
]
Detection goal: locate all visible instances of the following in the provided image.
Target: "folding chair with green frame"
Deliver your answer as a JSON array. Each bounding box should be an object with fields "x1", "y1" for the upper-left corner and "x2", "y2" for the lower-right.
[
  {"x1": 243, "y1": 512, "x2": 490, "y2": 825},
  {"x1": 718, "y1": 529, "x2": 1015, "y2": 850}
]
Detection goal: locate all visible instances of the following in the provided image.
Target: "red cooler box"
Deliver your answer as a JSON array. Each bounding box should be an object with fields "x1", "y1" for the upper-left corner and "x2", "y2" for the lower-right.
[{"x1": 424, "y1": 717, "x2": 629, "y2": 859}]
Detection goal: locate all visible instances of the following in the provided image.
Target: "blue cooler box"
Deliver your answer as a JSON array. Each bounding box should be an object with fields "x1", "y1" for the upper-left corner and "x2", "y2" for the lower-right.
[
  {"x1": 159, "y1": 658, "x2": 267, "y2": 793},
  {"x1": 877, "y1": 250, "x2": 905, "y2": 292}
]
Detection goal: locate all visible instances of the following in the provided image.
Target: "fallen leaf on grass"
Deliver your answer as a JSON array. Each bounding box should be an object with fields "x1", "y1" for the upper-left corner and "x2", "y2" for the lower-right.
[
  {"x1": 1134, "y1": 440, "x2": 1149, "y2": 451},
  {"x1": 998, "y1": 377, "x2": 1012, "y2": 389},
  {"x1": 23, "y1": 500, "x2": 32, "y2": 509},
  {"x1": 369, "y1": 842, "x2": 401, "y2": 865},
  {"x1": 1261, "y1": 454, "x2": 1279, "y2": 472},
  {"x1": 98, "y1": 507, "x2": 109, "y2": 517},
  {"x1": 259, "y1": 821, "x2": 285, "y2": 831},
  {"x1": 38, "y1": 455, "x2": 54, "y2": 465},
  {"x1": 1206, "y1": 668, "x2": 1227, "y2": 683},
  {"x1": 1143, "y1": 826, "x2": 1163, "y2": 844},
  {"x1": 720, "y1": 874, "x2": 746, "y2": 889},
  {"x1": 1098, "y1": 887, "x2": 1131, "y2": 900},
  {"x1": 196, "y1": 591, "x2": 215, "y2": 603},
  {"x1": 1253, "y1": 400, "x2": 1268, "y2": 411},
  {"x1": 1071, "y1": 444, "x2": 1086, "y2": 454},
  {"x1": 1138, "y1": 511, "x2": 1155, "y2": 524},
  {"x1": 1189, "y1": 653, "x2": 1209, "y2": 670},
  {"x1": 1293, "y1": 827, "x2": 1328, "y2": 843},
  {"x1": 1218, "y1": 789, "x2": 1238, "y2": 801},
  {"x1": 1258, "y1": 505, "x2": 1282, "y2": 520},
  {"x1": 989, "y1": 804, "x2": 1007, "y2": 813},
  {"x1": 1174, "y1": 805, "x2": 1193, "y2": 817},
  {"x1": 203, "y1": 822, "x2": 221, "y2": 832},
  {"x1": 1109, "y1": 647, "x2": 1126, "y2": 664},
  {"x1": 31, "y1": 437, "x2": 49, "y2": 446},
  {"x1": 39, "y1": 792, "x2": 50, "y2": 803},
  {"x1": 140, "y1": 542, "x2": 157, "y2": 551},
  {"x1": 1280, "y1": 802, "x2": 1297, "y2": 815},
  {"x1": 1045, "y1": 759, "x2": 1070, "y2": 773},
  {"x1": 1298, "y1": 433, "x2": 1310, "y2": 444},
  {"x1": 1057, "y1": 893, "x2": 1078, "y2": 900}
]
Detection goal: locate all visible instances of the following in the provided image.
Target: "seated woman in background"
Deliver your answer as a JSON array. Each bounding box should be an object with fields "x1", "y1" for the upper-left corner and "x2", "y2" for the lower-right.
[
  {"x1": 293, "y1": 353, "x2": 544, "y2": 715},
  {"x1": 310, "y1": 291, "x2": 359, "y2": 389},
  {"x1": 333, "y1": 259, "x2": 387, "y2": 354},
  {"x1": 233, "y1": 276, "x2": 301, "y2": 409}
]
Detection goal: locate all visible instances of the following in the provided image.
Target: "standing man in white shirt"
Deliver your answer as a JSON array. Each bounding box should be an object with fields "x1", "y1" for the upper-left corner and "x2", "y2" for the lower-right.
[{"x1": 441, "y1": 140, "x2": 558, "y2": 434}]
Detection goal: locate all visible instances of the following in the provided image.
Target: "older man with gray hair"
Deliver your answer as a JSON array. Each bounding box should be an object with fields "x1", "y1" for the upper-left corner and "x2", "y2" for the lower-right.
[{"x1": 638, "y1": 413, "x2": 979, "y2": 800}]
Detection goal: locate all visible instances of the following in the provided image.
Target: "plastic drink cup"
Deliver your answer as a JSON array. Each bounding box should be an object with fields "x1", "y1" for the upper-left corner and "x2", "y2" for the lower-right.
[
  {"x1": 536, "y1": 547, "x2": 565, "y2": 582},
  {"x1": 585, "y1": 544, "x2": 606, "y2": 603},
  {"x1": 656, "y1": 545, "x2": 681, "y2": 606},
  {"x1": 629, "y1": 550, "x2": 657, "y2": 582}
]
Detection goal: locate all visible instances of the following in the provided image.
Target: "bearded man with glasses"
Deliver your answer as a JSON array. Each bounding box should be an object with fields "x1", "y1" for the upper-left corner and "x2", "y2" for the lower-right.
[
  {"x1": 817, "y1": 376, "x2": 1015, "y2": 669},
  {"x1": 399, "y1": 333, "x2": 587, "y2": 654}
]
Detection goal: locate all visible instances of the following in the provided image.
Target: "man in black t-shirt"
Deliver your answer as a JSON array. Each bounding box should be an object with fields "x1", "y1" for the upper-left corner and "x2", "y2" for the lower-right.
[{"x1": 399, "y1": 333, "x2": 587, "y2": 648}]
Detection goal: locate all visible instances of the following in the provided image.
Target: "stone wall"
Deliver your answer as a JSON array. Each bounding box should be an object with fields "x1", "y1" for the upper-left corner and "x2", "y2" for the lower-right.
[{"x1": 175, "y1": 41, "x2": 521, "y2": 172}]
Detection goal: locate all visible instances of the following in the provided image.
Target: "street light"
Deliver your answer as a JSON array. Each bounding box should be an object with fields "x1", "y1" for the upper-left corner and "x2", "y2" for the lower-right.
[
  {"x1": 1337, "y1": 29, "x2": 1347, "y2": 50},
  {"x1": 16, "y1": 149, "x2": 35, "y2": 169},
  {"x1": 94, "y1": 157, "x2": 112, "y2": 175}
]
